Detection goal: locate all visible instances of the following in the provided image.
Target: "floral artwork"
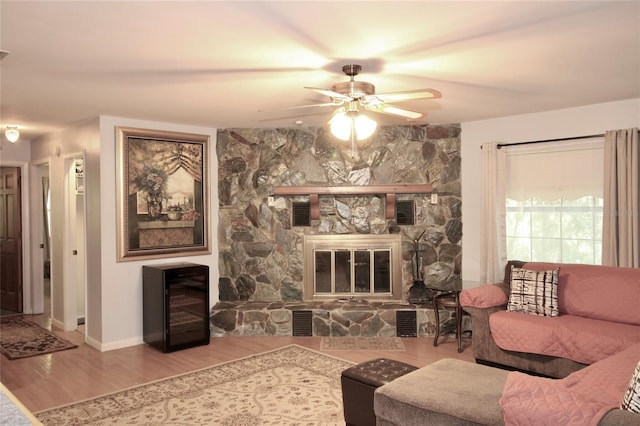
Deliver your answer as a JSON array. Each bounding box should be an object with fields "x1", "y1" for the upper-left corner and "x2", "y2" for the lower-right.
[
  {"x1": 116, "y1": 127, "x2": 210, "y2": 261},
  {"x1": 133, "y1": 165, "x2": 168, "y2": 197}
]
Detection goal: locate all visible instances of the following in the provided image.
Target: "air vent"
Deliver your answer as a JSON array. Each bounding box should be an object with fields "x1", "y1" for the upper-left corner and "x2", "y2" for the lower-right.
[
  {"x1": 396, "y1": 311, "x2": 417, "y2": 337},
  {"x1": 292, "y1": 310, "x2": 313, "y2": 336},
  {"x1": 292, "y1": 202, "x2": 311, "y2": 226},
  {"x1": 396, "y1": 200, "x2": 415, "y2": 225}
]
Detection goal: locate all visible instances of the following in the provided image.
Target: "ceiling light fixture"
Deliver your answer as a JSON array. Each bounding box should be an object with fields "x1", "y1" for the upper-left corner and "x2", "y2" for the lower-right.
[
  {"x1": 5, "y1": 126, "x2": 19, "y2": 143},
  {"x1": 329, "y1": 101, "x2": 377, "y2": 143}
]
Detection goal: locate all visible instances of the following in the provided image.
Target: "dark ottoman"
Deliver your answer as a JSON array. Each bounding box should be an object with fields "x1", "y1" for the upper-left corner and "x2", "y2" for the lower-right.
[{"x1": 341, "y1": 358, "x2": 418, "y2": 426}]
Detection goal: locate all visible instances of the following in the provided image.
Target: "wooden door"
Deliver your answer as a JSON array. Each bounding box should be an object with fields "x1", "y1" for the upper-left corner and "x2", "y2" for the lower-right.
[{"x1": 0, "y1": 167, "x2": 22, "y2": 312}]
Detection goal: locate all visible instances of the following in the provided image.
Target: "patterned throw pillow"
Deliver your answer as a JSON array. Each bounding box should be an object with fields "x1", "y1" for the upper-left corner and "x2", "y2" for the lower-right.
[
  {"x1": 507, "y1": 266, "x2": 560, "y2": 317},
  {"x1": 621, "y1": 361, "x2": 640, "y2": 413}
]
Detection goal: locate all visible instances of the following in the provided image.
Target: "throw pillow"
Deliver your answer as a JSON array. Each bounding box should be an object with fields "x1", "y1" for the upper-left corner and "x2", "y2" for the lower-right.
[
  {"x1": 507, "y1": 266, "x2": 559, "y2": 317},
  {"x1": 621, "y1": 361, "x2": 640, "y2": 413}
]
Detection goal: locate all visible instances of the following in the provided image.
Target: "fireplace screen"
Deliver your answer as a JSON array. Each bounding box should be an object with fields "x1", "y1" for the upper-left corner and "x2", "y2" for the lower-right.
[
  {"x1": 314, "y1": 249, "x2": 391, "y2": 295},
  {"x1": 304, "y1": 235, "x2": 402, "y2": 300}
]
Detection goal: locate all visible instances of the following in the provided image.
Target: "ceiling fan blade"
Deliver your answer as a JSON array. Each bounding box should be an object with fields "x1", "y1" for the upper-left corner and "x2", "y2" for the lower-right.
[
  {"x1": 304, "y1": 87, "x2": 353, "y2": 102},
  {"x1": 258, "y1": 111, "x2": 334, "y2": 123},
  {"x1": 369, "y1": 88, "x2": 442, "y2": 103},
  {"x1": 365, "y1": 103, "x2": 425, "y2": 120},
  {"x1": 259, "y1": 101, "x2": 341, "y2": 113}
]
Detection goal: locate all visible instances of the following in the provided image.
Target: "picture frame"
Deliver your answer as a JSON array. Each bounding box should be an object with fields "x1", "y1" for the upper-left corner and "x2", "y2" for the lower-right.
[{"x1": 116, "y1": 126, "x2": 210, "y2": 261}]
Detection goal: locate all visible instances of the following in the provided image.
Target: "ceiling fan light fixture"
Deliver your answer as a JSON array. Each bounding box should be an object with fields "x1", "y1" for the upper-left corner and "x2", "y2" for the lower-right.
[
  {"x1": 329, "y1": 110, "x2": 377, "y2": 142},
  {"x1": 329, "y1": 110, "x2": 352, "y2": 141},
  {"x1": 353, "y1": 114, "x2": 377, "y2": 140},
  {"x1": 5, "y1": 126, "x2": 19, "y2": 143}
]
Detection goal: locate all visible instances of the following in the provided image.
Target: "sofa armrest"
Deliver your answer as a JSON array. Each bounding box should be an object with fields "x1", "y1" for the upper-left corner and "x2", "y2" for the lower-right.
[
  {"x1": 460, "y1": 284, "x2": 509, "y2": 309},
  {"x1": 459, "y1": 259, "x2": 524, "y2": 309},
  {"x1": 461, "y1": 303, "x2": 505, "y2": 363}
]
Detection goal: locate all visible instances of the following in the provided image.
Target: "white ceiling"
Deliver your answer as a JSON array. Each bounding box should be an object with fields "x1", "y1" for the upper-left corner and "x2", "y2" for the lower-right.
[{"x1": 1, "y1": 1, "x2": 639, "y2": 142}]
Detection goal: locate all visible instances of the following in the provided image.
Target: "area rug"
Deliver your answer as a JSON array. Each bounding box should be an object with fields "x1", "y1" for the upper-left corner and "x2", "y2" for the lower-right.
[
  {"x1": 321, "y1": 336, "x2": 406, "y2": 351},
  {"x1": 35, "y1": 345, "x2": 354, "y2": 425},
  {"x1": 0, "y1": 316, "x2": 77, "y2": 360}
]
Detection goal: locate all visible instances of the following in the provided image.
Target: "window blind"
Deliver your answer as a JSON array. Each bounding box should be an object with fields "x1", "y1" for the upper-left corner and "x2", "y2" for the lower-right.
[{"x1": 505, "y1": 138, "x2": 604, "y2": 201}]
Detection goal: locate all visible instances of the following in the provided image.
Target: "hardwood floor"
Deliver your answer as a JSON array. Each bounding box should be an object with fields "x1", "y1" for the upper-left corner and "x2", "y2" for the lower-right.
[{"x1": 1, "y1": 313, "x2": 474, "y2": 414}]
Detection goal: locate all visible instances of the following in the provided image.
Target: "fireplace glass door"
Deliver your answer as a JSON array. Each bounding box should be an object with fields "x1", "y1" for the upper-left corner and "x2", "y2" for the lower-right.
[{"x1": 314, "y1": 248, "x2": 392, "y2": 297}]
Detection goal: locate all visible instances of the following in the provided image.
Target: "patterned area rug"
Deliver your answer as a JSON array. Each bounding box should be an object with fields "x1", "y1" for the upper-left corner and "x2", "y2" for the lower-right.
[
  {"x1": 36, "y1": 345, "x2": 354, "y2": 425},
  {"x1": 321, "y1": 336, "x2": 406, "y2": 351},
  {"x1": 0, "y1": 316, "x2": 77, "y2": 360}
]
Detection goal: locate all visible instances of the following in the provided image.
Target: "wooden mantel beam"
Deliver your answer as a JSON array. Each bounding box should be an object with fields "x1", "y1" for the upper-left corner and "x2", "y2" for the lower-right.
[
  {"x1": 273, "y1": 184, "x2": 433, "y2": 196},
  {"x1": 273, "y1": 184, "x2": 434, "y2": 220}
]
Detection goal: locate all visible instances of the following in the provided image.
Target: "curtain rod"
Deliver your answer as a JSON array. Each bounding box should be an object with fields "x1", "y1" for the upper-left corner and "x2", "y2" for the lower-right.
[{"x1": 496, "y1": 133, "x2": 604, "y2": 149}]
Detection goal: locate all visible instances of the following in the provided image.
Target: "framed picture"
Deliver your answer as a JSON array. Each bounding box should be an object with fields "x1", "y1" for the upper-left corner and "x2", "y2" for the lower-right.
[{"x1": 116, "y1": 127, "x2": 210, "y2": 261}]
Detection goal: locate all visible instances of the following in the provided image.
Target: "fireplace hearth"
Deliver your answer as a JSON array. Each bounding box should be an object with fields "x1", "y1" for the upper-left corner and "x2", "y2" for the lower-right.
[{"x1": 210, "y1": 299, "x2": 470, "y2": 337}]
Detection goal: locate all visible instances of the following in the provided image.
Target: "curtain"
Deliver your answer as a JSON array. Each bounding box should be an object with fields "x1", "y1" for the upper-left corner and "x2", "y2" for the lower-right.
[
  {"x1": 480, "y1": 143, "x2": 507, "y2": 283},
  {"x1": 602, "y1": 128, "x2": 639, "y2": 267}
]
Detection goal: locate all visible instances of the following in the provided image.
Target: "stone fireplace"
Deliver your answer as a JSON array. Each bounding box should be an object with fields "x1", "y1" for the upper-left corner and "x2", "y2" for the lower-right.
[{"x1": 211, "y1": 124, "x2": 462, "y2": 337}]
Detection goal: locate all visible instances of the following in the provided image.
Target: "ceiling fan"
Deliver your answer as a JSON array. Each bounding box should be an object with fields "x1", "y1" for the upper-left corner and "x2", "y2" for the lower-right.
[
  {"x1": 303, "y1": 64, "x2": 442, "y2": 121},
  {"x1": 269, "y1": 64, "x2": 441, "y2": 142}
]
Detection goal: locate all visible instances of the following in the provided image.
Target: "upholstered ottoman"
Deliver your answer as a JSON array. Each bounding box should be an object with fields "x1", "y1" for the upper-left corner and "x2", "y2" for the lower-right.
[
  {"x1": 341, "y1": 358, "x2": 418, "y2": 426},
  {"x1": 374, "y1": 358, "x2": 508, "y2": 425}
]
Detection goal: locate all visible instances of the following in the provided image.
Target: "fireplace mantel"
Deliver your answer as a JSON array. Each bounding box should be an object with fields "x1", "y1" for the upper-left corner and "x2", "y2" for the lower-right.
[{"x1": 273, "y1": 184, "x2": 434, "y2": 219}]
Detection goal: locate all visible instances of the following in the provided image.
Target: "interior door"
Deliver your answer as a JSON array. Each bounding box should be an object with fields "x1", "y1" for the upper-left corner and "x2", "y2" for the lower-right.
[{"x1": 0, "y1": 167, "x2": 23, "y2": 312}]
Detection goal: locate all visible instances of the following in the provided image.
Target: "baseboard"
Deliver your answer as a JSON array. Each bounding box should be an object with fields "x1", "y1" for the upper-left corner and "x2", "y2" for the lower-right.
[
  {"x1": 85, "y1": 335, "x2": 144, "y2": 352},
  {"x1": 51, "y1": 318, "x2": 65, "y2": 330}
]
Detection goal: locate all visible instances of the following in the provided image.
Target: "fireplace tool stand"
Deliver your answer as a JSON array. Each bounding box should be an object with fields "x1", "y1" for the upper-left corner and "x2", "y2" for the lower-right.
[{"x1": 408, "y1": 230, "x2": 431, "y2": 304}]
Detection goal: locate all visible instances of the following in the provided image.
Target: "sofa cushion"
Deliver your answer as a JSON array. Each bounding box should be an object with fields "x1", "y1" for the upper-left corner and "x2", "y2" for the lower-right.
[
  {"x1": 622, "y1": 361, "x2": 640, "y2": 413},
  {"x1": 500, "y1": 343, "x2": 640, "y2": 426},
  {"x1": 522, "y1": 262, "x2": 640, "y2": 325},
  {"x1": 507, "y1": 266, "x2": 559, "y2": 317},
  {"x1": 490, "y1": 310, "x2": 640, "y2": 365}
]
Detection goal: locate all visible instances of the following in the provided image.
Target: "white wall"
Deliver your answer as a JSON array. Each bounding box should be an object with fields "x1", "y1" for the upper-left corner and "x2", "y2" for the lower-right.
[
  {"x1": 97, "y1": 116, "x2": 218, "y2": 351},
  {"x1": 29, "y1": 119, "x2": 100, "y2": 330},
  {"x1": 1, "y1": 138, "x2": 30, "y2": 162},
  {"x1": 460, "y1": 98, "x2": 640, "y2": 284}
]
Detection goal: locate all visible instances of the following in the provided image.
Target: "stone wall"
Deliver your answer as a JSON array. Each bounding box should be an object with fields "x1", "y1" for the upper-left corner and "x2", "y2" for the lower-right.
[{"x1": 215, "y1": 124, "x2": 462, "y2": 317}]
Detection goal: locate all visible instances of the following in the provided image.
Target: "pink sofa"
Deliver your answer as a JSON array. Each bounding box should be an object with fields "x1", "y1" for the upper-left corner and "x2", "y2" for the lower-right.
[{"x1": 460, "y1": 261, "x2": 640, "y2": 378}]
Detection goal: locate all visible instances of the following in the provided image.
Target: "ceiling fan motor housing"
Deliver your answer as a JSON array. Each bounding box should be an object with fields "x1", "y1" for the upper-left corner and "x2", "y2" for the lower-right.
[
  {"x1": 332, "y1": 81, "x2": 375, "y2": 99},
  {"x1": 331, "y1": 64, "x2": 376, "y2": 100}
]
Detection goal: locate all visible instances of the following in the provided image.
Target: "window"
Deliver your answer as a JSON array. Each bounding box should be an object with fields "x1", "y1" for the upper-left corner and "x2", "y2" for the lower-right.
[{"x1": 504, "y1": 139, "x2": 604, "y2": 264}]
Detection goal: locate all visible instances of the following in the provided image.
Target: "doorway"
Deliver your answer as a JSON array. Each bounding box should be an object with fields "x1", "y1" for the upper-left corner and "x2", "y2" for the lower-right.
[
  {"x1": 40, "y1": 164, "x2": 52, "y2": 318},
  {"x1": 0, "y1": 167, "x2": 23, "y2": 314},
  {"x1": 63, "y1": 154, "x2": 86, "y2": 327}
]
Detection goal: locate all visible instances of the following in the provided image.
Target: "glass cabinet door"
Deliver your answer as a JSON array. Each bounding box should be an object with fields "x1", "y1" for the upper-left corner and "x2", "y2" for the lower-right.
[{"x1": 165, "y1": 267, "x2": 209, "y2": 348}]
